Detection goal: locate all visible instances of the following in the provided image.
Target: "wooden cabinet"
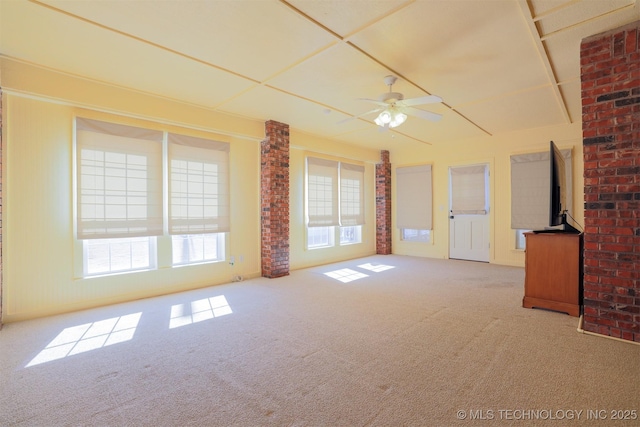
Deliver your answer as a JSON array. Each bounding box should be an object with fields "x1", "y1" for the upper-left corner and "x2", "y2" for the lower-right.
[{"x1": 523, "y1": 232, "x2": 582, "y2": 317}]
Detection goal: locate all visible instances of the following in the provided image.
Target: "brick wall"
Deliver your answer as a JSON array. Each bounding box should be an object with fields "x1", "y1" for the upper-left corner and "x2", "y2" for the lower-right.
[
  {"x1": 376, "y1": 150, "x2": 392, "y2": 255},
  {"x1": 581, "y1": 21, "x2": 640, "y2": 343},
  {"x1": 261, "y1": 120, "x2": 290, "y2": 278},
  {"x1": 0, "y1": 87, "x2": 3, "y2": 328}
]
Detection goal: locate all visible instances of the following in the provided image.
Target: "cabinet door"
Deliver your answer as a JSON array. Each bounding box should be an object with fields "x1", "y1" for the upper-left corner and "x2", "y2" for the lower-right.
[{"x1": 524, "y1": 233, "x2": 580, "y2": 315}]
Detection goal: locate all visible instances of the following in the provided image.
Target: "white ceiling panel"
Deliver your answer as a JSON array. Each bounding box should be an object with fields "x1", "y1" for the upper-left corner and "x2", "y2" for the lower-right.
[
  {"x1": 1, "y1": 0, "x2": 637, "y2": 149},
  {"x1": 39, "y1": 0, "x2": 338, "y2": 82},
  {"x1": 219, "y1": 84, "x2": 369, "y2": 138},
  {"x1": 1, "y1": 0, "x2": 255, "y2": 106},
  {"x1": 559, "y1": 79, "x2": 583, "y2": 124},
  {"x1": 332, "y1": 125, "x2": 434, "y2": 151},
  {"x1": 544, "y1": 2, "x2": 640, "y2": 83},
  {"x1": 535, "y1": 0, "x2": 635, "y2": 35},
  {"x1": 529, "y1": 0, "x2": 572, "y2": 17},
  {"x1": 456, "y1": 86, "x2": 566, "y2": 134},
  {"x1": 348, "y1": 0, "x2": 550, "y2": 106},
  {"x1": 399, "y1": 112, "x2": 488, "y2": 144},
  {"x1": 287, "y1": 0, "x2": 410, "y2": 37},
  {"x1": 267, "y1": 42, "x2": 418, "y2": 116}
]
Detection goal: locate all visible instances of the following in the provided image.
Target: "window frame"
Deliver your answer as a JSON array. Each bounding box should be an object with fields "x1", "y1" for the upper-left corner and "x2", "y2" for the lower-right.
[
  {"x1": 401, "y1": 229, "x2": 431, "y2": 243},
  {"x1": 75, "y1": 117, "x2": 230, "y2": 278},
  {"x1": 305, "y1": 156, "x2": 365, "y2": 250},
  {"x1": 83, "y1": 236, "x2": 157, "y2": 277},
  {"x1": 340, "y1": 225, "x2": 362, "y2": 245},
  {"x1": 171, "y1": 233, "x2": 226, "y2": 266},
  {"x1": 307, "y1": 226, "x2": 335, "y2": 249}
]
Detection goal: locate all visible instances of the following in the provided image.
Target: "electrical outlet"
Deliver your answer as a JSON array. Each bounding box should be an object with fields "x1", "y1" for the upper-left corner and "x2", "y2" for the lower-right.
[
  {"x1": 230, "y1": 256, "x2": 235, "y2": 265},
  {"x1": 239, "y1": 255, "x2": 244, "y2": 263}
]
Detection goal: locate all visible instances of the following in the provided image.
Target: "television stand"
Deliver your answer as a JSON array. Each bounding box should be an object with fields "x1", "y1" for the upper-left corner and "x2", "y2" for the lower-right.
[{"x1": 523, "y1": 232, "x2": 582, "y2": 317}]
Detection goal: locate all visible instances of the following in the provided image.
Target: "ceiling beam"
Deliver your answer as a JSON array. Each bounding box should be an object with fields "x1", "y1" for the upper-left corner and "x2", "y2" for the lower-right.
[{"x1": 517, "y1": 0, "x2": 572, "y2": 124}]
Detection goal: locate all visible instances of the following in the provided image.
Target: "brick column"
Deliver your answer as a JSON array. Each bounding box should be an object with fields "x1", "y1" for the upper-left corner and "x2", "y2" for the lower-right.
[
  {"x1": 376, "y1": 150, "x2": 392, "y2": 255},
  {"x1": 0, "y1": 87, "x2": 3, "y2": 328},
  {"x1": 581, "y1": 21, "x2": 640, "y2": 343},
  {"x1": 261, "y1": 120, "x2": 290, "y2": 278}
]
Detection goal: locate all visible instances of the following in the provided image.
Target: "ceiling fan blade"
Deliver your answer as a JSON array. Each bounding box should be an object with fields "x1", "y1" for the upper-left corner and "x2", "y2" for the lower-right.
[
  {"x1": 357, "y1": 97, "x2": 389, "y2": 107},
  {"x1": 401, "y1": 95, "x2": 443, "y2": 107},
  {"x1": 337, "y1": 108, "x2": 383, "y2": 125},
  {"x1": 404, "y1": 107, "x2": 443, "y2": 122}
]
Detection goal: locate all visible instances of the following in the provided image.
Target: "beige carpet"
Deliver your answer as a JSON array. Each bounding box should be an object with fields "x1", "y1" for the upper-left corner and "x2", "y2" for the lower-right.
[{"x1": 1, "y1": 255, "x2": 639, "y2": 426}]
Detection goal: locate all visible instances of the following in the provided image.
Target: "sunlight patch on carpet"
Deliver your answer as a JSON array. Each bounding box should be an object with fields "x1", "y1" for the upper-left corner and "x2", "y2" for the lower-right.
[
  {"x1": 357, "y1": 262, "x2": 395, "y2": 272},
  {"x1": 26, "y1": 313, "x2": 142, "y2": 367},
  {"x1": 169, "y1": 295, "x2": 232, "y2": 329},
  {"x1": 324, "y1": 268, "x2": 368, "y2": 283}
]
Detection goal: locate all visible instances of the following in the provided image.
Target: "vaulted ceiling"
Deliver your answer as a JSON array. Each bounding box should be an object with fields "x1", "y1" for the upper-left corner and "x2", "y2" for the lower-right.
[{"x1": 1, "y1": 0, "x2": 638, "y2": 149}]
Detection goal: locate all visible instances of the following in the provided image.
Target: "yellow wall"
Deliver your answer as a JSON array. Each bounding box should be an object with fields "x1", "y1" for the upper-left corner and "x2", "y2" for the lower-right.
[
  {"x1": 1, "y1": 57, "x2": 585, "y2": 322},
  {"x1": 0, "y1": 58, "x2": 380, "y2": 321},
  {"x1": 3, "y1": 95, "x2": 263, "y2": 321},
  {"x1": 391, "y1": 124, "x2": 584, "y2": 266}
]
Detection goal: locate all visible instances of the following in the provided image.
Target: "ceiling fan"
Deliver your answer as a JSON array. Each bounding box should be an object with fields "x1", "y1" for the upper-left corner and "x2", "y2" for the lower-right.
[{"x1": 344, "y1": 75, "x2": 443, "y2": 129}]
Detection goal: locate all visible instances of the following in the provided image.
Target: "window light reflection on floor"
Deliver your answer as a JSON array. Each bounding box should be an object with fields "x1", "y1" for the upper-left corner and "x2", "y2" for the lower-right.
[
  {"x1": 26, "y1": 312, "x2": 142, "y2": 367},
  {"x1": 169, "y1": 295, "x2": 232, "y2": 329},
  {"x1": 324, "y1": 268, "x2": 369, "y2": 283},
  {"x1": 357, "y1": 263, "x2": 395, "y2": 272}
]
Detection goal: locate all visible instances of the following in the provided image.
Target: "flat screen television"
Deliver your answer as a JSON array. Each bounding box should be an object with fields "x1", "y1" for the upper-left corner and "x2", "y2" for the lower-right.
[{"x1": 547, "y1": 140, "x2": 580, "y2": 233}]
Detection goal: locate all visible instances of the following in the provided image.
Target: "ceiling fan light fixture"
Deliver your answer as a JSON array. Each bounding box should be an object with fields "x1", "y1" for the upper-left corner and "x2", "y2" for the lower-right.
[
  {"x1": 375, "y1": 108, "x2": 407, "y2": 128},
  {"x1": 390, "y1": 111, "x2": 407, "y2": 128},
  {"x1": 375, "y1": 110, "x2": 392, "y2": 126},
  {"x1": 349, "y1": 74, "x2": 442, "y2": 130}
]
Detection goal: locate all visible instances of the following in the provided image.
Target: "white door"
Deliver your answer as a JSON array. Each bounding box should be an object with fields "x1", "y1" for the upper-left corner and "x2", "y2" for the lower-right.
[
  {"x1": 449, "y1": 214, "x2": 490, "y2": 262},
  {"x1": 449, "y1": 164, "x2": 490, "y2": 262}
]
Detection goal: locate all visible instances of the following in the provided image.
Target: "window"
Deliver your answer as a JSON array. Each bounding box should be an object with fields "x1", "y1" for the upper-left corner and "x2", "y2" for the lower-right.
[
  {"x1": 340, "y1": 226, "x2": 362, "y2": 245},
  {"x1": 515, "y1": 229, "x2": 529, "y2": 250},
  {"x1": 76, "y1": 118, "x2": 230, "y2": 277},
  {"x1": 510, "y1": 149, "x2": 572, "y2": 231},
  {"x1": 401, "y1": 229, "x2": 431, "y2": 242},
  {"x1": 168, "y1": 133, "x2": 230, "y2": 235},
  {"x1": 396, "y1": 165, "x2": 433, "y2": 234},
  {"x1": 339, "y1": 163, "x2": 365, "y2": 226},
  {"x1": 84, "y1": 237, "x2": 156, "y2": 276},
  {"x1": 306, "y1": 157, "x2": 365, "y2": 249},
  {"x1": 308, "y1": 226, "x2": 335, "y2": 249},
  {"x1": 307, "y1": 158, "x2": 339, "y2": 228},
  {"x1": 172, "y1": 234, "x2": 225, "y2": 265},
  {"x1": 450, "y1": 164, "x2": 488, "y2": 215},
  {"x1": 76, "y1": 118, "x2": 164, "y2": 239}
]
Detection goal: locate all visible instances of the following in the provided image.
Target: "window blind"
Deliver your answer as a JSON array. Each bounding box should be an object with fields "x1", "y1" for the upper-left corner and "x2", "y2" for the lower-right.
[
  {"x1": 450, "y1": 165, "x2": 487, "y2": 215},
  {"x1": 76, "y1": 118, "x2": 163, "y2": 239},
  {"x1": 168, "y1": 133, "x2": 230, "y2": 234},
  {"x1": 510, "y1": 148, "x2": 572, "y2": 230},
  {"x1": 396, "y1": 164, "x2": 433, "y2": 230},
  {"x1": 340, "y1": 163, "x2": 365, "y2": 226},
  {"x1": 307, "y1": 157, "x2": 339, "y2": 227}
]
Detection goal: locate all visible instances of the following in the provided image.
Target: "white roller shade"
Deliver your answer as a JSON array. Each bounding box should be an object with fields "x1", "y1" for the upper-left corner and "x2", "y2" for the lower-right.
[
  {"x1": 168, "y1": 133, "x2": 230, "y2": 234},
  {"x1": 307, "y1": 157, "x2": 339, "y2": 227},
  {"x1": 450, "y1": 165, "x2": 487, "y2": 215},
  {"x1": 76, "y1": 118, "x2": 163, "y2": 239},
  {"x1": 396, "y1": 165, "x2": 433, "y2": 230},
  {"x1": 340, "y1": 163, "x2": 365, "y2": 226},
  {"x1": 510, "y1": 149, "x2": 572, "y2": 230}
]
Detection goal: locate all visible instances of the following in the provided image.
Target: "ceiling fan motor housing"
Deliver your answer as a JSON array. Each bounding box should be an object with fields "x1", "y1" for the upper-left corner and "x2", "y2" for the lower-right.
[
  {"x1": 383, "y1": 75, "x2": 398, "y2": 86},
  {"x1": 379, "y1": 92, "x2": 404, "y2": 104}
]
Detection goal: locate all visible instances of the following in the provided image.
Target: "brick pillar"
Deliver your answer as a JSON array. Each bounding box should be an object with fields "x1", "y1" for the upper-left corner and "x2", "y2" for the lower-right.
[
  {"x1": 581, "y1": 21, "x2": 640, "y2": 343},
  {"x1": 0, "y1": 87, "x2": 3, "y2": 329},
  {"x1": 261, "y1": 120, "x2": 290, "y2": 278},
  {"x1": 376, "y1": 150, "x2": 392, "y2": 255}
]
